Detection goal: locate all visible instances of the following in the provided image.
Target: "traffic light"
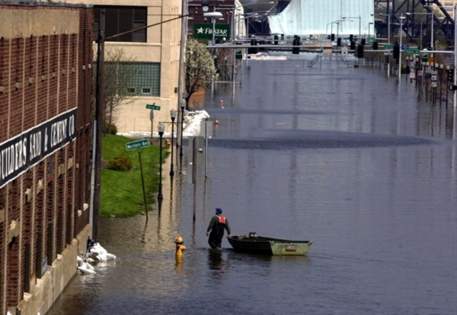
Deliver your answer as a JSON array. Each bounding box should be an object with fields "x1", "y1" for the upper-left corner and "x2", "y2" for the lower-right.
[
  {"x1": 372, "y1": 41, "x2": 378, "y2": 50},
  {"x1": 292, "y1": 35, "x2": 301, "y2": 54},
  {"x1": 393, "y1": 42, "x2": 400, "y2": 60},
  {"x1": 331, "y1": 33, "x2": 335, "y2": 41},
  {"x1": 248, "y1": 38, "x2": 258, "y2": 54},
  {"x1": 337, "y1": 37, "x2": 341, "y2": 47},
  {"x1": 357, "y1": 44, "x2": 364, "y2": 58}
]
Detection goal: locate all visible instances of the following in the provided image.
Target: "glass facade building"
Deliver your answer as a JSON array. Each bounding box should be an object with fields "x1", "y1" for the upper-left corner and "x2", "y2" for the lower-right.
[{"x1": 269, "y1": 0, "x2": 375, "y2": 36}]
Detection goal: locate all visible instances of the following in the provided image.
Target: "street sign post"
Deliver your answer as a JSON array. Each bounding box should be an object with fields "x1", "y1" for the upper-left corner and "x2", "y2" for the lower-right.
[
  {"x1": 146, "y1": 103, "x2": 161, "y2": 111},
  {"x1": 125, "y1": 138, "x2": 151, "y2": 219},
  {"x1": 146, "y1": 103, "x2": 160, "y2": 139},
  {"x1": 125, "y1": 139, "x2": 150, "y2": 151}
]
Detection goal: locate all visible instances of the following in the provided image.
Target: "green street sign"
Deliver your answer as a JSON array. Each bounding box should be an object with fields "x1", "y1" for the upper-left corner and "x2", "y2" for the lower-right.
[
  {"x1": 146, "y1": 104, "x2": 161, "y2": 111},
  {"x1": 193, "y1": 24, "x2": 230, "y2": 40},
  {"x1": 384, "y1": 44, "x2": 393, "y2": 49},
  {"x1": 405, "y1": 48, "x2": 420, "y2": 54},
  {"x1": 125, "y1": 139, "x2": 150, "y2": 151}
]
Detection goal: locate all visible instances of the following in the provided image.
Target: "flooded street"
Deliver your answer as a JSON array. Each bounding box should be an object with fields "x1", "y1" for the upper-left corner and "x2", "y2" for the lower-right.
[{"x1": 49, "y1": 56, "x2": 457, "y2": 315}]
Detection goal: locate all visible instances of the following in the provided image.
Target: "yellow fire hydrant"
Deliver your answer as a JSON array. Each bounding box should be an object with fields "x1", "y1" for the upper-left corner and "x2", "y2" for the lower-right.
[{"x1": 175, "y1": 235, "x2": 186, "y2": 262}]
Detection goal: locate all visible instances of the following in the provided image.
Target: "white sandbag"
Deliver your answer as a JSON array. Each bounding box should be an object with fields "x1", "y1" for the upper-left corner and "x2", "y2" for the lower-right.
[
  {"x1": 78, "y1": 263, "x2": 96, "y2": 275},
  {"x1": 86, "y1": 257, "x2": 95, "y2": 264},
  {"x1": 105, "y1": 253, "x2": 116, "y2": 261}
]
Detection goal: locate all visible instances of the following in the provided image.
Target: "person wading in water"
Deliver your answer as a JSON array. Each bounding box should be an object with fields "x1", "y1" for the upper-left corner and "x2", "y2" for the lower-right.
[{"x1": 206, "y1": 208, "x2": 231, "y2": 250}]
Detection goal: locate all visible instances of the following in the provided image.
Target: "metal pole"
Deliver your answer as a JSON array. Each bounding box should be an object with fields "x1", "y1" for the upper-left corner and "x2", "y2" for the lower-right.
[
  {"x1": 430, "y1": 13, "x2": 434, "y2": 50},
  {"x1": 387, "y1": 14, "x2": 391, "y2": 45},
  {"x1": 336, "y1": 21, "x2": 340, "y2": 40},
  {"x1": 177, "y1": 0, "x2": 188, "y2": 155},
  {"x1": 359, "y1": 16, "x2": 361, "y2": 39},
  {"x1": 150, "y1": 110, "x2": 154, "y2": 140},
  {"x1": 170, "y1": 117, "x2": 175, "y2": 177},
  {"x1": 420, "y1": 22, "x2": 423, "y2": 49},
  {"x1": 387, "y1": 14, "x2": 391, "y2": 78},
  {"x1": 453, "y1": 5, "x2": 457, "y2": 139},
  {"x1": 93, "y1": 8, "x2": 105, "y2": 240},
  {"x1": 204, "y1": 118, "x2": 208, "y2": 178},
  {"x1": 158, "y1": 132, "x2": 163, "y2": 204},
  {"x1": 179, "y1": 104, "x2": 184, "y2": 168},
  {"x1": 212, "y1": 17, "x2": 216, "y2": 45},
  {"x1": 138, "y1": 152, "x2": 148, "y2": 219},
  {"x1": 399, "y1": 16, "x2": 403, "y2": 82}
]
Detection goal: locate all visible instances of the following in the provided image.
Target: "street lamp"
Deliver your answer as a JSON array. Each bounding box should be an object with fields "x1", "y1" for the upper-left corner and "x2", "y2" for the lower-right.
[
  {"x1": 204, "y1": 11, "x2": 223, "y2": 45},
  {"x1": 158, "y1": 122, "x2": 165, "y2": 204},
  {"x1": 399, "y1": 15, "x2": 406, "y2": 82},
  {"x1": 170, "y1": 110, "x2": 177, "y2": 177},
  {"x1": 405, "y1": 11, "x2": 434, "y2": 50}
]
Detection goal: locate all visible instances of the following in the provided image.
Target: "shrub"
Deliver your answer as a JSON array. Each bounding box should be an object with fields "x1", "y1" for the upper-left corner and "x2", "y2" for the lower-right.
[
  {"x1": 106, "y1": 155, "x2": 132, "y2": 171},
  {"x1": 104, "y1": 123, "x2": 118, "y2": 135}
]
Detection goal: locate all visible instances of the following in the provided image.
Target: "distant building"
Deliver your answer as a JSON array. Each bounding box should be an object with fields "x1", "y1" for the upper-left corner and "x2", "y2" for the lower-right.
[
  {"x1": 269, "y1": 0, "x2": 374, "y2": 36},
  {"x1": 0, "y1": 2, "x2": 93, "y2": 314},
  {"x1": 188, "y1": 0, "x2": 236, "y2": 41},
  {"x1": 66, "y1": 0, "x2": 183, "y2": 136}
]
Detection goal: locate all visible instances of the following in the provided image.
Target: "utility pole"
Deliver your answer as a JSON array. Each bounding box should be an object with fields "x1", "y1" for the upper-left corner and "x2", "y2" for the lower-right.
[
  {"x1": 399, "y1": 15, "x2": 405, "y2": 82},
  {"x1": 452, "y1": 4, "x2": 457, "y2": 140},
  {"x1": 93, "y1": 8, "x2": 105, "y2": 240},
  {"x1": 387, "y1": 13, "x2": 391, "y2": 78},
  {"x1": 430, "y1": 13, "x2": 434, "y2": 50},
  {"x1": 177, "y1": 0, "x2": 188, "y2": 167}
]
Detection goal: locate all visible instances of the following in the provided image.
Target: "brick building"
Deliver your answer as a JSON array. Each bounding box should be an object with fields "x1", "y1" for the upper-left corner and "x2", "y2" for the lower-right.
[{"x1": 0, "y1": 2, "x2": 94, "y2": 314}]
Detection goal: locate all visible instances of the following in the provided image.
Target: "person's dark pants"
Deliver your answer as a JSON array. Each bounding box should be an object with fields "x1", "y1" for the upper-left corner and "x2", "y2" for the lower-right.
[{"x1": 208, "y1": 230, "x2": 224, "y2": 249}]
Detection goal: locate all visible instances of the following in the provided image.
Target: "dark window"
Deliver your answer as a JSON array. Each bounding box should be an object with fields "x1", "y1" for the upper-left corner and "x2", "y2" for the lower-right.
[{"x1": 95, "y1": 6, "x2": 147, "y2": 42}]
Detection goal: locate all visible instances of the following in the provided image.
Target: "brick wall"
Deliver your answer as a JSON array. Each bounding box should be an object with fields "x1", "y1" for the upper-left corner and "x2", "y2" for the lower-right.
[{"x1": 0, "y1": 5, "x2": 94, "y2": 314}]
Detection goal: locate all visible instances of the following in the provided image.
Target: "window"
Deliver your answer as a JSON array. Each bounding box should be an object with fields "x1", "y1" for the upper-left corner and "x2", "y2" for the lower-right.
[
  {"x1": 105, "y1": 62, "x2": 161, "y2": 97},
  {"x1": 95, "y1": 6, "x2": 147, "y2": 42}
]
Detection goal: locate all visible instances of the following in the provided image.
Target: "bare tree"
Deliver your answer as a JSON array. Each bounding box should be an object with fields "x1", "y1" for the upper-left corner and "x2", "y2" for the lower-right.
[
  {"x1": 185, "y1": 39, "x2": 217, "y2": 107},
  {"x1": 104, "y1": 49, "x2": 137, "y2": 126}
]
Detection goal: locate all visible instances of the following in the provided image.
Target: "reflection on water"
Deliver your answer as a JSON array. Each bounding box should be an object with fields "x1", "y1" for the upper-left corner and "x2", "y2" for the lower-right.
[{"x1": 49, "y1": 58, "x2": 457, "y2": 315}]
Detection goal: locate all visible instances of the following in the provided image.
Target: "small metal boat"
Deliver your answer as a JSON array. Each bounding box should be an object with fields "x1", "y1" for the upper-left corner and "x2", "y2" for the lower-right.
[{"x1": 227, "y1": 233, "x2": 312, "y2": 256}]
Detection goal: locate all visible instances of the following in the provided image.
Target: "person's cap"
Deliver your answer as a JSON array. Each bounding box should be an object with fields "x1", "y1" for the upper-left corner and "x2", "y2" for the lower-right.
[{"x1": 215, "y1": 208, "x2": 223, "y2": 215}]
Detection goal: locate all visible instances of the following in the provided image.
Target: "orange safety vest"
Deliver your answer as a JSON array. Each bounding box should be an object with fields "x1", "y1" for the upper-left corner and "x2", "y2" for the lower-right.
[{"x1": 217, "y1": 215, "x2": 226, "y2": 224}]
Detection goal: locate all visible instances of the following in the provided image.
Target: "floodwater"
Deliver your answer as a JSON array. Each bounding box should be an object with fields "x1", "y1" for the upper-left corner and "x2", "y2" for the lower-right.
[{"x1": 49, "y1": 55, "x2": 457, "y2": 315}]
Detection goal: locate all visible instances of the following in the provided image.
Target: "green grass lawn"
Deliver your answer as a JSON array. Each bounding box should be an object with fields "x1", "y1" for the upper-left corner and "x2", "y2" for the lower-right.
[{"x1": 101, "y1": 134, "x2": 163, "y2": 217}]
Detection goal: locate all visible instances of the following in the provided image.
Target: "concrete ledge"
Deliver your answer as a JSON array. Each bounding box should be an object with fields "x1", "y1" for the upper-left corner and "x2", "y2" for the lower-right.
[{"x1": 17, "y1": 225, "x2": 91, "y2": 315}]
